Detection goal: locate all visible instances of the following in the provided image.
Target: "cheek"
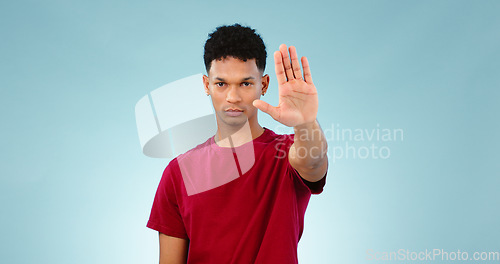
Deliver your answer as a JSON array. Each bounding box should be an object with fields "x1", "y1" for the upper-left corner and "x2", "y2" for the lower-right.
[
  {"x1": 245, "y1": 88, "x2": 262, "y2": 98},
  {"x1": 252, "y1": 91, "x2": 262, "y2": 101},
  {"x1": 211, "y1": 94, "x2": 226, "y2": 108}
]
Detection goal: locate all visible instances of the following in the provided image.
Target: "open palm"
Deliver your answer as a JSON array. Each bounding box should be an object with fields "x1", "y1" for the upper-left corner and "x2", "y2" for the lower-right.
[{"x1": 253, "y1": 44, "x2": 318, "y2": 127}]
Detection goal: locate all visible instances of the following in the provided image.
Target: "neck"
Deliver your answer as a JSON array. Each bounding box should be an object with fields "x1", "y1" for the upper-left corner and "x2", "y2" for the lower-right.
[{"x1": 214, "y1": 120, "x2": 265, "y2": 148}]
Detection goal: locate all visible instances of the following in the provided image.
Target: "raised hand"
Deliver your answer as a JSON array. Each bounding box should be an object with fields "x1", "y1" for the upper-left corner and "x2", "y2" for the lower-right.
[{"x1": 253, "y1": 44, "x2": 318, "y2": 127}]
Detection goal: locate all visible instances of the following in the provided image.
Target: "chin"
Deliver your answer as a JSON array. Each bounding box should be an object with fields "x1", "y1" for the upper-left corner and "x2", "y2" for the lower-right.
[
  {"x1": 225, "y1": 119, "x2": 248, "y2": 127},
  {"x1": 220, "y1": 116, "x2": 248, "y2": 127}
]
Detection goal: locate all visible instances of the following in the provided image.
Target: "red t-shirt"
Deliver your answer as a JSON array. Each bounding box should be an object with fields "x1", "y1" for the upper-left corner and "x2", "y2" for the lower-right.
[{"x1": 147, "y1": 128, "x2": 326, "y2": 263}]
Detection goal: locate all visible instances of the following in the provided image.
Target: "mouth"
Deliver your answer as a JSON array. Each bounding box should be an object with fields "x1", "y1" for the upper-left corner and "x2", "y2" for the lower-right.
[
  {"x1": 224, "y1": 108, "x2": 244, "y2": 117},
  {"x1": 225, "y1": 108, "x2": 244, "y2": 112}
]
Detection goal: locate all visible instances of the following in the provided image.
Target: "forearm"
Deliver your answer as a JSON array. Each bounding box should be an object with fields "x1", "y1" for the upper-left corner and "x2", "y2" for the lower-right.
[{"x1": 289, "y1": 120, "x2": 328, "y2": 181}]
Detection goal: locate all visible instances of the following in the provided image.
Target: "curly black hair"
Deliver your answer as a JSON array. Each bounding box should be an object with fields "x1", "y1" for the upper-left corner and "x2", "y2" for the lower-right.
[{"x1": 204, "y1": 23, "x2": 267, "y2": 73}]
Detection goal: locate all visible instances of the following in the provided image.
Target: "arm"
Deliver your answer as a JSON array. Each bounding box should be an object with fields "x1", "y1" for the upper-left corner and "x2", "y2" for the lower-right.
[
  {"x1": 253, "y1": 44, "x2": 328, "y2": 182},
  {"x1": 289, "y1": 120, "x2": 328, "y2": 182},
  {"x1": 159, "y1": 233, "x2": 189, "y2": 264}
]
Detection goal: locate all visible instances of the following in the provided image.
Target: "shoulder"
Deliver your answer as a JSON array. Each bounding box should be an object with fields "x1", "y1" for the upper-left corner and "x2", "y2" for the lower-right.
[
  {"x1": 160, "y1": 136, "x2": 213, "y2": 180},
  {"x1": 257, "y1": 128, "x2": 294, "y2": 144},
  {"x1": 264, "y1": 129, "x2": 295, "y2": 149},
  {"x1": 176, "y1": 136, "x2": 213, "y2": 162}
]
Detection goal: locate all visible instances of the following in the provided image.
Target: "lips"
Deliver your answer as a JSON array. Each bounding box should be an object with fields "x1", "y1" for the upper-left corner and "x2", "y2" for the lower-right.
[
  {"x1": 224, "y1": 108, "x2": 244, "y2": 117},
  {"x1": 225, "y1": 108, "x2": 244, "y2": 112}
]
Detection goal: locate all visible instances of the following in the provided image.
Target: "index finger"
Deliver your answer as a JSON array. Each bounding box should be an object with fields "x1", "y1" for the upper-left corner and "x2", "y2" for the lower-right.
[
  {"x1": 301, "y1": 56, "x2": 314, "y2": 84},
  {"x1": 274, "y1": 50, "x2": 287, "y2": 85}
]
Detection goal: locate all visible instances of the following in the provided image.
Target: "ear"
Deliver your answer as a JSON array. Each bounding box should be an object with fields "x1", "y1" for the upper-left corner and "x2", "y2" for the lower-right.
[
  {"x1": 203, "y1": 75, "x2": 210, "y2": 95},
  {"x1": 261, "y1": 74, "x2": 270, "y2": 95}
]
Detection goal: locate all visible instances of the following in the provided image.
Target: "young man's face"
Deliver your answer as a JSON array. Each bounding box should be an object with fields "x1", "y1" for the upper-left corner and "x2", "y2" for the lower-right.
[{"x1": 203, "y1": 57, "x2": 269, "y2": 130}]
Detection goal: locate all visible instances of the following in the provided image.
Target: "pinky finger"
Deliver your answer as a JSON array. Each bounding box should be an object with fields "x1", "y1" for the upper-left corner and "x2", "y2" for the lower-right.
[{"x1": 301, "y1": 56, "x2": 314, "y2": 84}]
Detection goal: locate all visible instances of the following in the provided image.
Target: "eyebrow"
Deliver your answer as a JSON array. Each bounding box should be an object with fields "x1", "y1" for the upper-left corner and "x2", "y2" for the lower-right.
[{"x1": 214, "y1": 77, "x2": 256, "y2": 81}]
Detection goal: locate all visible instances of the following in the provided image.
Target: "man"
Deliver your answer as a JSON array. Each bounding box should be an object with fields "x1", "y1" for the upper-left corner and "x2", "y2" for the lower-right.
[{"x1": 147, "y1": 24, "x2": 328, "y2": 263}]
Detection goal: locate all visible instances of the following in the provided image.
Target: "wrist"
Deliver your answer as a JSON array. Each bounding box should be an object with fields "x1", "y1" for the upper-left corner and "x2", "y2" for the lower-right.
[{"x1": 293, "y1": 120, "x2": 317, "y2": 132}]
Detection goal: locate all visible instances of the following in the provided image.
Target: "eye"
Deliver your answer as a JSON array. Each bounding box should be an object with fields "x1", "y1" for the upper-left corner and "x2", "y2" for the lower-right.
[
  {"x1": 241, "y1": 82, "x2": 252, "y2": 87},
  {"x1": 215, "y1": 82, "x2": 225, "y2": 87}
]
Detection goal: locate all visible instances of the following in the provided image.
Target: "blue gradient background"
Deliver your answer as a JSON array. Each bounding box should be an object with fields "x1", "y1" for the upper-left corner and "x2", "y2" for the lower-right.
[{"x1": 1, "y1": 0, "x2": 499, "y2": 263}]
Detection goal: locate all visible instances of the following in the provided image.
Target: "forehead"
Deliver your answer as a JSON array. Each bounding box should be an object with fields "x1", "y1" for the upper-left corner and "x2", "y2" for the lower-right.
[{"x1": 208, "y1": 57, "x2": 261, "y2": 80}]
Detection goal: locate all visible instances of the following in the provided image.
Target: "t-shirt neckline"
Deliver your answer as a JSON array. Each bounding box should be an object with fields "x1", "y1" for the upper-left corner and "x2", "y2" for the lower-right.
[{"x1": 209, "y1": 127, "x2": 271, "y2": 151}]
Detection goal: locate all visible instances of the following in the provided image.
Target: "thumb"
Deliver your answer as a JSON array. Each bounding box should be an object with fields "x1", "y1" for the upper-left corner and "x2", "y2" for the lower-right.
[{"x1": 253, "y1": 99, "x2": 279, "y2": 120}]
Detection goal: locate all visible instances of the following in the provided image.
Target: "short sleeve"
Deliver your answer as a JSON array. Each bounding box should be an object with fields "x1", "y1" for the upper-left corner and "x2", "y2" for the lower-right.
[
  {"x1": 283, "y1": 134, "x2": 327, "y2": 195},
  {"x1": 287, "y1": 161, "x2": 327, "y2": 194},
  {"x1": 146, "y1": 160, "x2": 188, "y2": 239}
]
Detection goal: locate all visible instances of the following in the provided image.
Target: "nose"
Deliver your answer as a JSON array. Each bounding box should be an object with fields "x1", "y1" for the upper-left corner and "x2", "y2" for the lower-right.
[{"x1": 225, "y1": 86, "x2": 241, "y2": 103}]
